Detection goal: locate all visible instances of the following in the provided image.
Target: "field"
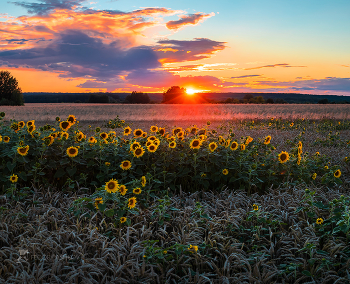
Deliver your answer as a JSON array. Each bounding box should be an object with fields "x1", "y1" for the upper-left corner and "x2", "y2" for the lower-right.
[{"x1": 1, "y1": 104, "x2": 350, "y2": 283}]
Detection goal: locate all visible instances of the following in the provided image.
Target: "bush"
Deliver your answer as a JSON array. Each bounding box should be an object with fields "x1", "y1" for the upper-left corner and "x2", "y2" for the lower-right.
[
  {"x1": 0, "y1": 70, "x2": 24, "y2": 106},
  {"x1": 124, "y1": 91, "x2": 151, "y2": 104},
  {"x1": 87, "y1": 94, "x2": 110, "y2": 103}
]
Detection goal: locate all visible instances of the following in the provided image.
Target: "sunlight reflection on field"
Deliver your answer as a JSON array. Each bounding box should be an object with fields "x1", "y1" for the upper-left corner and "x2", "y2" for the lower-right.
[{"x1": 1, "y1": 103, "x2": 350, "y2": 122}]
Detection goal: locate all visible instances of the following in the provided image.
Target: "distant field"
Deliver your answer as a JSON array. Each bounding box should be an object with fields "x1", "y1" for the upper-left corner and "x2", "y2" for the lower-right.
[{"x1": 1, "y1": 103, "x2": 350, "y2": 124}]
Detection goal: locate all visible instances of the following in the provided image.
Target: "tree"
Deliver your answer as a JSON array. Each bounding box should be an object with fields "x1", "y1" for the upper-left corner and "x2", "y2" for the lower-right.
[
  {"x1": 275, "y1": 98, "x2": 287, "y2": 104},
  {"x1": 162, "y1": 86, "x2": 186, "y2": 103},
  {"x1": 87, "y1": 93, "x2": 110, "y2": 103},
  {"x1": 125, "y1": 91, "x2": 151, "y2": 104},
  {"x1": 318, "y1": 98, "x2": 329, "y2": 104},
  {"x1": 0, "y1": 70, "x2": 24, "y2": 105},
  {"x1": 266, "y1": 98, "x2": 274, "y2": 104}
]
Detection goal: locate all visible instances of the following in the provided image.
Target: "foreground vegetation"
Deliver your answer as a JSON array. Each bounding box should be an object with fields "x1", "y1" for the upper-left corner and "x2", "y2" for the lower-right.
[{"x1": 1, "y1": 112, "x2": 350, "y2": 283}]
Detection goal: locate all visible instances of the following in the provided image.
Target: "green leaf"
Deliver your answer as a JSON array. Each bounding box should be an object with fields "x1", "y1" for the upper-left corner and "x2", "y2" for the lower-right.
[
  {"x1": 98, "y1": 203, "x2": 107, "y2": 212},
  {"x1": 54, "y1": 168, "x2": 66, "y2": 178},
  {"x1": 302, "y1": 270, "x2": 312, "y2": 277},
  {"x1": 66, "y1": 166, "x2": 77, "y2": 177},
  {"x1": 6, "y1": 161, "x2": 15, "y2": 172},
  {"x1": 85, "y1": 203, "x2": 95, "y2": 211},
  {"x1": 105, "y1": 209, "x2": 115, "y2": 217},
  {"x1": 18, "y1": 171, "x2": 27, "y2": 181}
]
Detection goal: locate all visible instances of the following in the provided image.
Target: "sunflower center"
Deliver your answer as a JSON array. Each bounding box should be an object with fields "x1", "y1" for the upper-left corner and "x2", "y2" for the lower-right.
[
  {"x1": 281, "y1": 154, "x2": 287, "y2": 161},
  {"x1": 192, "y1": 141, "x2": 199, "y2": 147},
  {"x1": 108, "y1": 183, "x2": 115, "y2": 189},
  {"x1": 69, "y1": 148, "x2": 76, "y2": 154},
  {"x1": 19, "y1": 148, "x2": 26, "y2": 153}
]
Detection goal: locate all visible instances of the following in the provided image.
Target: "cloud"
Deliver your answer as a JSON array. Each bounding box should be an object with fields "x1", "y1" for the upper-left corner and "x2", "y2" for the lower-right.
[
  {"x1": 166, "y1": 12, "x2": 214, "y2": 30},
  {"x1": 244, "y1": 63, "x2": 306, "y2": 70},
  {"x1": 231, "y1": 75, "x2": 261, "y2": 79},
  {"x1": 155, "y1": 38, "x2": 226, "y2": 63},
  {"x1": 11, "y1": 0, "x2": 87, "y2": 15}
]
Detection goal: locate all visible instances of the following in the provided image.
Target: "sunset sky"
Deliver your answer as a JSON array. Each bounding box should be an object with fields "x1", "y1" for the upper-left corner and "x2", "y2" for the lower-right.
[{"x1": 1, "y1": 0, "x2": 350, "y2": 95}]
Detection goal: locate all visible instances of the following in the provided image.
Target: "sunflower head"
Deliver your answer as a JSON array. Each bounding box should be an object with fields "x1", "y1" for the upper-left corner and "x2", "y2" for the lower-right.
[
  {"x1": 4, "y1": 136, "x2": 10, "y2": 143},
  {"x1": 128, "y1": 197, "x2": 137, "y2": 209},
  {"x1": 316, "y1": 218, "x2": 324, "y2": 225},
  {"x1": 147, "y1": 144, "x2": 157, "y2": 153},
  {"x1": 130, "y1": 141, "x2": 141, "y2": 151},
  {"x1": 120, "y1": 217, "x2": 127, "y2": 223},
  {"x1": 172, "y1": 127, "x2": 182, "y2": 136},
  {"x1": 222, "y1": 169, "x2": 229, "y2": 175},
  {"x1": 312, "y1": 173, "x2": 317, "y2": 180},
  {"x1": 253, "y1": 204, "x2": 259, "y2": 211},
  {"x1": 120, "y1": 160, "x2": 132, "y2": 170},
  {"x1": 230, "y1": 141, "x2": 238, "y2": 151},
  {"x1": 278, "y1": 151, "x2": 289, "y2": 163},
  {"x1": 67, "y1": 115, "x2": 76, "y2": 124},
  {"x1": 209, "y1": 142, "x2": 217, "y2": 152},
  {"x1": 133, "y1": 187, "x2": 142, "y2": 194},
  {"x1": 134, "y1": 129, "x2": 143, "y2": 138},
  {"x1": 264, "y1": 136, "x2": 271, "y2": 145},
  {"x1": 240, "y1": 144, "x2": 246, "y2": 151},
  {"x1": 89, "y1": 137, "x2": 97, "y2": 143},
  {"x1": 169, "y1": 141, "x2": 176, "y2": 148},
  {"x1": 190, "y1": 139, "x2": 201, "y2": 150},
  {"x1": 60, "y1": 121, "x2": 71, "y2": 131},
  {"x1": 334, "y1": 169, "x2": 341, "y2": 178},
  {"x1": 17, "y1": 145, "x2": 29, "y2": 156},
  {"x1": 18, "y1": 121, "x2": 25, "y2": 128},
  {"x1": 94, "y1": 197, "x2": 103, "y2": 209},
  {"x1": 141, "y1": 176, "x2": 146, "y2": 187},
  {"x1": 123, "y1": 126, "x2": 132, "y2": 136},
  {"x1": 100, "y1": 132, "x2": 108, "y2": 140},
  {"x1": 66, "y1": 146, "x2": 78, "y2": 158},
  {"x1": 10, "y1": 174, "x2": 18, "y2": 183},
  {"x1": 150, "y1": 126, "x2": 158, "y2": 132},
  {"x1": 104, "y1": 179, "x2": 119, "y2": 193},
  {"x1": 158, "y1": 127, "x2": 165, "y2": 136},
  {"x1": 133, "y1": 147, "x2": 145, "y2": 158},
  {"x1": 119, "y1": 185, "x2": 127, "y2": 195}
]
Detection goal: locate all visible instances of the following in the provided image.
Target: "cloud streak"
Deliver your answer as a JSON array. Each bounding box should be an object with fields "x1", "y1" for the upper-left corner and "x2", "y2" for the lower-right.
[
  {"x1": 166, "y1": 12, "x2": 215, "y2": 30},
  {"x1": 244, "y1": 63, "x2": 306, "y2": 70}
]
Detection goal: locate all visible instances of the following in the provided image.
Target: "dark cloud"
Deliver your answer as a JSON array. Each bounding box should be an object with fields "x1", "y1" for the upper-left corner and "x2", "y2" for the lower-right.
[
  {"x1": 166, "y1": 13, "x2": 213, "y2": 30},
  {"x1": 0, "y1": 29, "x2": 160, "y2": 80},
  {"x1": 231, "y1": 74, "x2": 261, "y2": 79},
  {"x1": 244, "y1": 63, "x2": 306, "y2": 70},
  {"x1": 11, "y1": 0, "x2": 87, "y2": 15},
  {"x1": 156, "y1": 38, "x2": 226, "y2": 63}
]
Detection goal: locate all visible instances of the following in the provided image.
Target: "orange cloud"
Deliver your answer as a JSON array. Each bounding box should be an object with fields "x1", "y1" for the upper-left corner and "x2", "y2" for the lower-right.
[
  {"x1": 166, "y1": 12, "x2": 215, "y2": 30},
  {"x1": 244, "y1": 63, "x2": 307, "y2": 70}
]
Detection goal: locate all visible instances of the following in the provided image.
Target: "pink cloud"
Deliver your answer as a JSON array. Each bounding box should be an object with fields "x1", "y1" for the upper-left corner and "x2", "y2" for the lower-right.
[{"x1": 166, "y1": 12, "x2": 214, "y2": 30}]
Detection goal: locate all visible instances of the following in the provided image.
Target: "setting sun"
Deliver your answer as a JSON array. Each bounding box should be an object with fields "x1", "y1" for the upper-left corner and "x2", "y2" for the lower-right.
[{"x1": 186, "y1": 88, "x2": 197, "y2": 95}]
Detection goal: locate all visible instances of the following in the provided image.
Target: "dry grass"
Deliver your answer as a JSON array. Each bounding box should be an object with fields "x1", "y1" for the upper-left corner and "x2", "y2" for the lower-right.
[{"x1": 2, "y1": 103, "x2": 350, "y2": 124}]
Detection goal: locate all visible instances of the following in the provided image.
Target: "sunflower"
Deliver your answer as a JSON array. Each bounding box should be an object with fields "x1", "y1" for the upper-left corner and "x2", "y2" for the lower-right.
[
  {"x1": 147, "y1": 136, "x2": 157, "y2": 142},
  {"x1": 76, "y1": 131, "x2": 85, "y2": 142},
  {"x1": 167, "y1": 136, "x2": 176, "y2": 142},
  {"x1": 222, "y1": 169, "x2": 229, "y2": 175},
  {"x1": 67, "y1": 115, "x2": 76, "y2": 125},
  {"x1": 10, "y1": 174, "x2": 18, "y2": 183},
  {"x1": 120, "y1": 160, "x2": 132, "y2": 170},
  {"x1": 60, "y1": 121, "x2": 71, "y2": 131},
  {"x1": 100, "y1": 132, "x2": 108, "y2": 140},
  {"x1": 198, "y1": 135, "x2": 207, "y2": 141},
  {"x1": 26, "y1": 120, "x2": 35, "y2": 127},
  {"x1": 146, "y1": 141, "x2": 153, "y2": 147},
  {"x1": 133, "y1": 147, "x2": 145, "y2": 158},
  {"x1": 18, "y1": 121, "x2": 25, "y2": 128},
  {"x1": 133, "y1": 187, "x2": 142, "y2": 194},
  {"x1": 27, "y1": 124, "x2": 36, "y2": 134},
  {"x1": 94, "y1": 197, "x2": 103, "y2": 209},
  {"x1": 56, "y1": 116, "x2": 60, "y2": 122},
  {"x1": 297, "y1": 155, "x2": 301, "y2": 165},
  {"x1": 177, "y1": 131, "x2": 185, "y2": 139},
  {"x1": 158, "y1": 127, "x2": 165, "y2": 136},
  {"x1": 130, "y1": 141, "x2": 141, "y2": 151},
  {"x1": 134, "y1": 128, "x2": 143, "y2": 138},
  {"x1": 95, "y1": 127, "x2": 101, "y2": 133},
  {"x1": 119, "y1": 185, "x2": 127, "y2": 195},
  {"x1": 4, "y1": 136, "x2": 10, "y2": 143},
  {"x1": 190, "y1": 139, "x2": 201, "y2": 149},
  {"x1": 0, "y1": 135, "x2": 2, "y2": 142},
  {"x1": 264, "y1": 136, "x2": 271, "y2": 145},
  {"x1": 298, "y1": 146, "x2": 303, "y2": 155},
  {"x1": 150, "y1": 126, "x2": 158, "y2": 132},
  {"x1": 169, "y1": 141, "x2": 176, "y2": 148},
  {"x1": 240, "y1": 144, "x2": 246, "y2": 151},
  {"x1": 253, "y1": 204, "x2": 259, "y2": 211},
  {"x1": 141, "y1": 176, "x2": 146, "y2": 187},
  {"x1": 316, "y1": 218, "x2": 324, "y2": 225},
  {"x1": 120, "y1": 217, "x2": 127, "y2": 223},
  {"x1": 172, "y1": 127, "x2": 183, "y2": 136},
  {"x1": 17, "y1": 145, "x2": 29, "y2": 156},
  {"x1": 128, "y1": 197, "x2": 137, "y2": 209},
  {"x1": 66, "y1": 146, "x2": 78, "y2": 158},
  {"x1": 209, "y1": 142, "x2": 217, "y2": 152},
  {"x1": 89, "y1": 137, "x2": 97, "y2": 143},
  {"x1": 312, "y1": 173, "x2": 317, "y2": 180},
  {"x1": 152, "y1": 139, "x2": 160, "y2": 146},
  {"x1": 198, "y1": 129, "x2": 207, "y2": 135},
  {"x1": 224, "y1": 139, "x2": 231, "y2": 148},
  {"x1": 190, "y1": 126, "x2": 198, "y2": 134},
  {"x1": 334, "y1": 169, "x2": 341, "y2": 178},
  {"x1": 278, "y1": 151, "x2": 289, "y2": 163},
  {"x1": 245, "y1": 136, "x2": 253, "y2": 145},
  {"x1": 61, "y1": 132, "x2": 69, "y2": 140},
  {"x1": 147, "y1": 144, "x2": 157, "y2": 153},
  {"x1": 43, "y1": 136, "x2": 54, "y2": 146},
  {"x1": 123, "y1": 126, "x2": 132, "y2": 136},
  {"x1": 142, "y1": 132, "x2": 147, "y2": 138},
  {"x1": 104, "y1": 179, "x2": 119, "y2": 193},
  {"x1": 105, "y1": 162, "x2": 110, "y2": 166},
  {"x1": 230, "y1": 141, "x2": 238, "y2": 151}
]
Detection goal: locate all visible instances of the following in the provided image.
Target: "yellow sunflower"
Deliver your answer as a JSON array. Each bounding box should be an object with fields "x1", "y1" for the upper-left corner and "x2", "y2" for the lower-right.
[
  {"x1": 264, "y1": 136, "x2": 271, "y2": 145},
  {"x1": 104, "y1": 179, "x2": 119, "y2": 193},
  {"x1": 27, "y1": 124, "x2": 36, "y2": 134},
  {"x1": 89, "y1": 137, "x2": 97, "y2": 143},
  {"x1": 190, "y1": 126, "x2": 198, "y2": 134},
  {"x1": 17, "y1": 145, "x2": 29, "y2": 156},
  {"x1": 240, "y1": 144, "x2": 246, "y2": 151},
  {"x1": 224, "y1": 139, "x2": 231, "y2": 148},
  {"x1": 147, "y1": 144, "x2": 157, "y2": 153},
  {"x1": 150, "y1": 125, "x2": 158, "y2": 132},
  {"x1": 76, "y1": 131, "x2": 85, "y2": 142},
  {"x1": 142, "y1": 132, "x2": 147, "y2": 138},
  {"x1": 209, "y1": 142, "x2": 218, "y2": 152},
  {"x1": 120, "y1": 160, "x2": 132, "y2": 170},
  {"x1": 0, "y1": 135, "x2": 2, "y2": 142},
  {"x1": 253, "y1": 204, "x2": 259, "y2": 211},
  {"x1": 133, "y1": 187, "x2": 142, "y2": 194},
  {"x1": 43, "y1": 136, "x2": 54, "y2": 146},
  {"x1": 190, "y1": 139, "x2": 201, "y2": 149},
  {"x1": 18, "y1": 121, "x2": 25, "y2": 128},
  {"x1": 123, "y1": 126, "x2": 132, "y2": 136},
  {"x1": 130, "y1": 141, "x2": 141, "y2": 151},
  {"x1": 169, "y1": 141, "x2": 176, "y2": 148},
  {"x1": 172, "y1": 127, "x2": 182, "y2": 136},
  {"x1": 61, "y1": 132, "x2": 69, "y2": 140},
  {"x1": 230, "y1": 141, "x2": 238, "y2": 150},
  {"x1": 312, "y1": 173, "x2": 317, "y2": 180},
  {"x1": 146, "y1": 141, "x2": 153, "y2": 147},
  {"x1": 100, "y1": 132, "x2": 108, "y2": 140},
  {"x1": 10, "y1": 174, "x2": 18, "y2": 183},
  {"x1": 119, "y1": 185, "x2": 127, "y2": 195},
  {"x1": 316, "y1": 218, "x2": 324, "y2": 225},
  {"x1": 222, "y1": 169, "x2": 229, "y2": 175},
  {"x1": 128, "y1": 197, "x2": 137, "y2": 209},
  {"x1": 94, "y1": 197, "x2": 103, "y2": 209},
  {"x1": 26, "y1": 120, "x2": 35, "y2": 127},
  {"x1": 158, "y1": 127, "x2": 165, "y2": 136},
  {"x1": 66, "y1": 146, "x2": 78, "y2": 158},
  {"x1": 133, "y1": 147, "x2": 145, "y2": 158},
  {"x1": 59, "y1": 121, "x2": 71, "y2": 131},
  {"x1": 334, "y1": 169, "x2": 341, "y2": 178},
  {"x1": 133, "y1": 128, "x2": 143, "y2": 138},
  {"x1": 120, "y1": 217, "x2": 127, "y2": 223},
  {"x1": 4, "y1": 136, "x2": 10, "y2": 143},
  {"x1": 278, "y1": 151, "x2": 290, "y2": 163},
  {"x1": 67, "y1": 115, "x2": 76, "y2": 125},
  {"x1": 141, "y1": 176, "x2": 146, "y2": 187}
]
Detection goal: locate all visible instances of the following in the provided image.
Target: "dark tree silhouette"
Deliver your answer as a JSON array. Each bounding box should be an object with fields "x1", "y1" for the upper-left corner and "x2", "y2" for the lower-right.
[
  {"x1": 266, "y1": 98, "x2": 274, "y2": 104},
  {"x1": 0, "y1": 70, "x2": 24, "y2": 105},
  {"x1": 125, "y1": 91, "x2": 151, "y2": 104},
  {"x1": 162, "y1": 86, "x2": 187, "y2": 103},
  {"x1": 87, "y1": 93, "x2": 110, "y2": 103}
]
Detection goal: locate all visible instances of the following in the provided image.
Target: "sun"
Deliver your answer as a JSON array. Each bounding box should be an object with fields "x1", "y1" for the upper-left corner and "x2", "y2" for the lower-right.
[{"x1": 186, "y1": 88, "x2": 197, "y2": 95}]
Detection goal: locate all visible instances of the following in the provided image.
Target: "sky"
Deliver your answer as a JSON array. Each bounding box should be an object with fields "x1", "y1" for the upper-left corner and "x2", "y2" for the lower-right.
[{"x1": 1, "y1": 0, "x2": 350, "y2": 95}]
